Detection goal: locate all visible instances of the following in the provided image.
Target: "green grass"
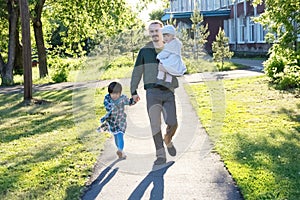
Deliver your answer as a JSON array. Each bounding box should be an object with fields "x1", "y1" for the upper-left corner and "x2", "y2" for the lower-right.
[
  {"x1": 185, "y1": 76, "x2": 300, "y2": 199},
  {"x1": 0, "y1": 88, "x2": 109, "y2": 199},
  {"x1": 184, "y1": 58, "x2": 248, "y2": 74},
  {"x1": 216, "y1": 61, "x2": 248, "y2": 71}
]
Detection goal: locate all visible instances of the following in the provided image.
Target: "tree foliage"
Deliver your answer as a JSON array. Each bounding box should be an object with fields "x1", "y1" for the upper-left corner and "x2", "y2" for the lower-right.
[
  {"x1": 149, "y1": 9, "x2": 165, "y2": 21},
  {"x1": 0, "y1": 0, "x2": 137, "y2": 85},
  {"x1": 44, "y1": 0, "x2": 135, "y2": 55},
  {"x1": 253, "y1": 0, "x2": 300, "y2": 89},
  {"x1": 212, "y1": 28, "x2": 234, "y2": 71}
]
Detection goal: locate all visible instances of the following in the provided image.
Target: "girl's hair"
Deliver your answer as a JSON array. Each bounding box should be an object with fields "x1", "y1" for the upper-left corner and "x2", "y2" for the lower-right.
[{"x1": 108, "y1": 82, "x2": 122, "y2": 94}]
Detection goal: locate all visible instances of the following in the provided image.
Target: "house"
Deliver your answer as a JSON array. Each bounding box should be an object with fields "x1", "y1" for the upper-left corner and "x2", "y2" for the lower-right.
[{"x1": 161, "y1": 0, "x2": 271, "y2": 56}]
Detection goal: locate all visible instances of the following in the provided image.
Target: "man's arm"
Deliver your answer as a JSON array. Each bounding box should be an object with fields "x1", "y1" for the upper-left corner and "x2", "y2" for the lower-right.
[{"x1": 130, "y1": 49, "x2": 144, "y2": 96}]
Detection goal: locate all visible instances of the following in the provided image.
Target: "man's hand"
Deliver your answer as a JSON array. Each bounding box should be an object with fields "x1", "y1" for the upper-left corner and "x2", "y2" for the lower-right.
[{"x1": 132, "y1": 94, "x2": 140, "y2": 103}]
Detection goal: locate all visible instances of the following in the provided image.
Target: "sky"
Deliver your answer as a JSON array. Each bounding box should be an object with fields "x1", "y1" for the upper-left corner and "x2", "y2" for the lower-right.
[{"x1": 125, "y1": 0, "x2": 164, "y2": 22}]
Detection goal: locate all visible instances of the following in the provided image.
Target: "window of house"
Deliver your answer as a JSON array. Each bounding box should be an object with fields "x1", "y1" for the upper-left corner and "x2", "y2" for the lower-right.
[
  {"x1": 171, "y1": 0, "x2": 178, "y2": 12},
  {"x1": 213, "y1": 0, "x2": 221, "y2": 9},
  {"x1": 238, "y1": 17, "x2": 245, "y2": 43},
  {"x1": 207, "y1": 0, "x2": 213, "y2": 10},
  {"x1": 248, "y1": 17, "x2": 255, "y2": 42},
  {"x1": 257, "y1": 23, "x2": 266, "y2": 42},
  {"x1": 224, "y1": 20, "x2": 228, "y2": 36},
  {"x1": 220, "y1": 0, "x2": 229, "y2": 7},
  {"x1": 227, "y1": 19, "x2": 235, "y2": 44}
]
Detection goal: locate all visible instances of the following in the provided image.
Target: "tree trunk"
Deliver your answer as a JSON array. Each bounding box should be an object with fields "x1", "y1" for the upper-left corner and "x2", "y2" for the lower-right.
[
  {"x1": 2, "y1": 0, "x2": 19, "y2": 86},
  {"x1": 33, "y1": 0, "x2": 48, "y2": 78},
  {"x1": 0, "y1": 53, "x2": 5, "y2": 77},
  {"x1": 19, "y1": 0, "x2": 32, "y2": 101},
  {"x1": 14, "y1": 27, "x2": 23, "y2": 75}
]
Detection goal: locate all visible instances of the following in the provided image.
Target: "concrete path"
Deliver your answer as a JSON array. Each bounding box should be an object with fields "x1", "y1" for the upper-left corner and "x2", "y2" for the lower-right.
[{"x1": 230, "y1": 58, "x2": 265, "y2": 72}]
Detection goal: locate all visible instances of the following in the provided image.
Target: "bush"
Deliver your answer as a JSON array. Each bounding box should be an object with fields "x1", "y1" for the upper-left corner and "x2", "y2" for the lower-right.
[
  {"x1": 48, "y1": 57, "x2": 69, "y2": 83},
  {"x1": 48, "y1": 57, "x2": 86, "y2": 83},
  {"x1": 264, "y1": 45, "x2": 300, "y2": 89},
  {"x1": 274, "y1": 64, "x2": 300, "y2": 89},
  {"x1": 264, "y1": 55, "x2": 285, "y2": 80}
]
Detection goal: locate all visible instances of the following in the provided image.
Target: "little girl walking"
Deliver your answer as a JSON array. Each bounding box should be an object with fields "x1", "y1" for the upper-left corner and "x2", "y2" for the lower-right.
[{"x1": 97, "y1": 82, "x2": 135, "y2": 159}]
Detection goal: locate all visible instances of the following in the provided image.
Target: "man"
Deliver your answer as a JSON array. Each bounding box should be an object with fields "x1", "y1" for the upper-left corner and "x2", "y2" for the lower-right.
[{"x1": 130, "y1": 20, "x2": 178, "y2": 165}]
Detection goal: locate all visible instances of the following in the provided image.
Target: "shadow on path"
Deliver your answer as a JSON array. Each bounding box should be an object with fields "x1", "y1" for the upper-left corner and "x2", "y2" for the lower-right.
[
  {"x1": 128, "y1": 161, "x2": 175, "y2": 200},
  {"x1": 81, "y1": 159, "x2": 122, "y2": 200}
]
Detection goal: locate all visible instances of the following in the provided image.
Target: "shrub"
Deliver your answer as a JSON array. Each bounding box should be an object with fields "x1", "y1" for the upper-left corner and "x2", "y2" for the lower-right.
[
  {"x1": 274, "y1": 64, "x2": 300, "y2": 89},
  {"x1": 264, "y1": 54, "x2": 285, "y2": 80},
  {"x1": 48, "y1": 57, "x2": 86, "y2": 83},
  {"x1": 264, "y1": 44, "x2": 300, "y2": 89},
  {"x1": 48, "y1": 57, "x2": 69, "y2": 83}
]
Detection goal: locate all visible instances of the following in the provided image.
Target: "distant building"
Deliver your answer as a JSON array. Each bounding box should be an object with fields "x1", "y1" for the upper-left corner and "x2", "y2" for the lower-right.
[{"x1": 162, "y1": 0, "x2": 271, "y2": 56}]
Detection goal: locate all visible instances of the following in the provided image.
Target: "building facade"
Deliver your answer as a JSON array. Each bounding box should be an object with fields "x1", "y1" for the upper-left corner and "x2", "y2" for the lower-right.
[{"x1": 162, "y1": 0, "x2": 270, "y2": 56}]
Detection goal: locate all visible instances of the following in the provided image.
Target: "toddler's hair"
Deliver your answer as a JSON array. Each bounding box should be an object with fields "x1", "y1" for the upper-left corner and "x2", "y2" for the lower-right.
[{"x1": 108, "y1": 82, "x2": 122, "y2": 94}]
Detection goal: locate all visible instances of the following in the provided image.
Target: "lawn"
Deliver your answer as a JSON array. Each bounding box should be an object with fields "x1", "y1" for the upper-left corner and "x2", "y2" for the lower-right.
[
  {"x1": 0, "y1": 88, "x2": 108, "y2": 199},
  {"x1": 185, "y1": 76, "x2": 300, "y2": 199}
]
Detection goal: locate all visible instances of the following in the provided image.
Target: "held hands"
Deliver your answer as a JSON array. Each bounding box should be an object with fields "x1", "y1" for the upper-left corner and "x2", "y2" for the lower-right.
[{"x1": 132, "y1": 95, "x2": 140, "y2": 103}]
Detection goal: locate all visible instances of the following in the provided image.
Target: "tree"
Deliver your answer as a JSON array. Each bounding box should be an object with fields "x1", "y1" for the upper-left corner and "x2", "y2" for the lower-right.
[
  {"x1": 190, "y1": 3, "x2": 209, "y2": 60},
  {"x1": 19, "y1": 0, "x2": 32, "y2": 102},
  {"x1": 212, "y1": 28, "x2": 234, "y2": 71},
  {"x1": 177, "y1": 28, "x2": 194, "y2": 58},
  {"x1": 253, "y1": 0, "x2": 300, "y2": 89},
  {"x1": 31, "y1": 0, "x2": 48, "y2": 78},
  {"x1": 149, "y1": 9, "x2": 164, "y2": 21},
  {"x1": 0, "y1": 0, "x2": 19, "y2": 86}
]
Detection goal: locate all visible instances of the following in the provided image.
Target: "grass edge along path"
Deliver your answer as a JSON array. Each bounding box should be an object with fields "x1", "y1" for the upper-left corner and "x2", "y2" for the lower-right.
[{"x1": 185, "y1": 76, "x2": 300, "y2": 200}]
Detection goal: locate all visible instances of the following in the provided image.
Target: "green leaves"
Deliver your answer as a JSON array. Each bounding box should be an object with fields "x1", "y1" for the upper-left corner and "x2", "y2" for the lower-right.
[{"x1": 254, "y1": 0, "x2": 300, "y2": 89}]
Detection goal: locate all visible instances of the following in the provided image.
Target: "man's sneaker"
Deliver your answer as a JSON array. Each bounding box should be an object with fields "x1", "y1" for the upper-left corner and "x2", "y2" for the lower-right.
[
  {"x1": 166, "y1": 142, "x2": 176, "y2": 156},
  {"x1": 154, "y1": 157, "x2": 166, "y2": 165},
  {"x1": 116, "y1": 150, "x2": 127, "y2": 159}
]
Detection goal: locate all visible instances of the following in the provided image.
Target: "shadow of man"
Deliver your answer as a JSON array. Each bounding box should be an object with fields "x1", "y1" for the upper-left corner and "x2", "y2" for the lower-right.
[
  {"x1": 81, "y1": 159, "x2": 122, "y2": 200},
  {"x1": 128, "y1": 161, "x2": 175, "y2": 200}
]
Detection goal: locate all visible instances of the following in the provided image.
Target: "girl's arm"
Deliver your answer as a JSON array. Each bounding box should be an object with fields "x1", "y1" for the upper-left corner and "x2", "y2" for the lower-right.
[
  {"x1": 121, "y1": 95, "x2": 136, "y2": 106},
  {"x1": 103, "y1": 94, "x2": 114, "y2": 112}
]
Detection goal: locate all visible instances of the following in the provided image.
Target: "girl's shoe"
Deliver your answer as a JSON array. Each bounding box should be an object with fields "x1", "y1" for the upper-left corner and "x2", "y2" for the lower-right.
[{"x1": 116, "y1": 150, "x2": 127, "y2": 159}]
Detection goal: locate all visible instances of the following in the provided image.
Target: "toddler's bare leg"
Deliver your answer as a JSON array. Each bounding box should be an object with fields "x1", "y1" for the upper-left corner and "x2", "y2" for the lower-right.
[
  {"x1": 157, "y1": 70, "x2": 165, "y2": 80},
  {"x1": 165, "y1": 73, "x2": 172, "y2": 82}
]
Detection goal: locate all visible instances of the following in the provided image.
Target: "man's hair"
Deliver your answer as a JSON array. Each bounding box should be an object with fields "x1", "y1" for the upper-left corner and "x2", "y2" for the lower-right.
[
  {"x1": 148, "y1": 20, "x2": 163, "y2": 28},
  {"x1": 108, "y1": 82, "x2": 122, "y2": 94}
]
